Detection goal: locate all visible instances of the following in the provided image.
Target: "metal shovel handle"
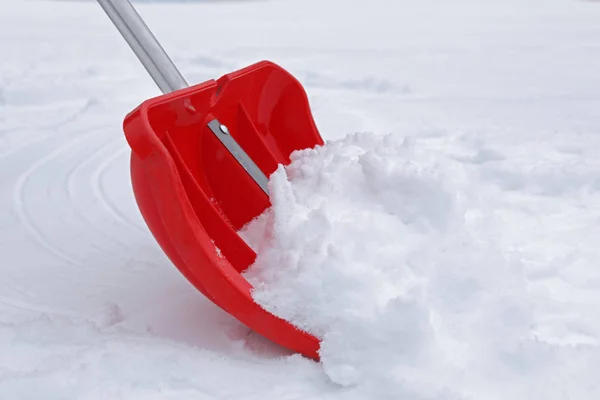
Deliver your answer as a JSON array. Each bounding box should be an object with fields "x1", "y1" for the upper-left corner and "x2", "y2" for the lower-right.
[
  {"x1": 96, "y1": 0, "x2": 188, "y2": 94},
  {"x1": 96, "y1": 0, "x2": 271, "y2": 196}
]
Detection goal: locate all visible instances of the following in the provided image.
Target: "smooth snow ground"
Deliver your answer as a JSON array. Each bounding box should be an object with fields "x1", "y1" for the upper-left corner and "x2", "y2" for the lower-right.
[{"x1": 1, "y1": 0, "x2": 600, "y2": 398}]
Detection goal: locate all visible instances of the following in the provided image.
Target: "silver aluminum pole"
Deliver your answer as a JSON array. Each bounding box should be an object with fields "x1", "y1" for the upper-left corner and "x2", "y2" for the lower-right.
[
  {"x1": 96, "y1": 0, "x2": 188, "y2": 94},
  {"x1": 95, "y1": 0, "x2": 270, "y2": 195}
]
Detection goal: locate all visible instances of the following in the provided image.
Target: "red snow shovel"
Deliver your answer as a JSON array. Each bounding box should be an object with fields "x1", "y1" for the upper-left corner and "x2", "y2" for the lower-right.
[{"x1": 97, "y1": 0, "x2": 323, "y2": 359}]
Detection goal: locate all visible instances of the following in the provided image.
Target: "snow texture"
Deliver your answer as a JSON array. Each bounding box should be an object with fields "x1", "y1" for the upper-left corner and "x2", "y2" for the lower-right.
[
  {"x1": 242, "y1": 132, "x2": 600, "y2": 398},
  {"x1": 2, "y1": 0, "x2": 600, "y2": 398}
]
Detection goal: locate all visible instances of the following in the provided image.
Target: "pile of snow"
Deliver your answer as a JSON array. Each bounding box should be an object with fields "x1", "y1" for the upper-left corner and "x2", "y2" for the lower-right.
[{"x1": 242, "y1": 132, "x2": 600, "y2": 399}]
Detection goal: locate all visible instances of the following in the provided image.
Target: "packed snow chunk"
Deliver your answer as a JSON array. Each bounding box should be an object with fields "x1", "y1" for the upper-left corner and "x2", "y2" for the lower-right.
[
  {"x1": 242, "y1": 132, "x2": 468, "y2": 338},
  {"x1": 241, "y1": 132, "x2": 600, "y2": 399}
]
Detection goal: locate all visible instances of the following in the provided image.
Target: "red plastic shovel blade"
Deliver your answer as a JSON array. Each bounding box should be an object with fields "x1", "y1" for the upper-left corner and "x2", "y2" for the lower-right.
[{"x1": 123, "y1": 61, "x2": 324, "y2": 360}]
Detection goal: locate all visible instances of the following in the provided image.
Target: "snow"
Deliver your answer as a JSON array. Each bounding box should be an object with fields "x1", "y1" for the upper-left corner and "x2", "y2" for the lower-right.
[
  {"x1": 2, "y1": 0, "x2": 600, "y2": 398},
  {"x1": 241, "y1": 133, "x2": 464, "y2": 340},
  {"x1": 241, "y1": 132, "x2": 600, "y2": 398}
]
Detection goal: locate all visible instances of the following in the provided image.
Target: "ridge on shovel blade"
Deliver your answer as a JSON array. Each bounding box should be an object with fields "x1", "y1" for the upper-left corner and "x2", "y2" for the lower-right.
[{"x1": 124, "y1": 60, "x2": 324, "y2": 360}]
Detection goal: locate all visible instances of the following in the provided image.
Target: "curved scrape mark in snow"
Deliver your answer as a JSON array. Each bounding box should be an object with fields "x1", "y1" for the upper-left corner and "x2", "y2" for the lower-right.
[
  {"x1": 64, "y1": 136, "x2": 137, "y2": 248},
  {"x1": 91, "y1": 144, "x2": 149, "y2": 236},
  {"x1": 12, "y1": 134, "x2": 95, "y2": 266}
]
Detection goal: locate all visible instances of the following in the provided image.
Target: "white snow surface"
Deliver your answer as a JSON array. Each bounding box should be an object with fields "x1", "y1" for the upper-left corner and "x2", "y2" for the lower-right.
[{"x1": 2, "y1": 0, "x2": 600, "y2": 398}]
